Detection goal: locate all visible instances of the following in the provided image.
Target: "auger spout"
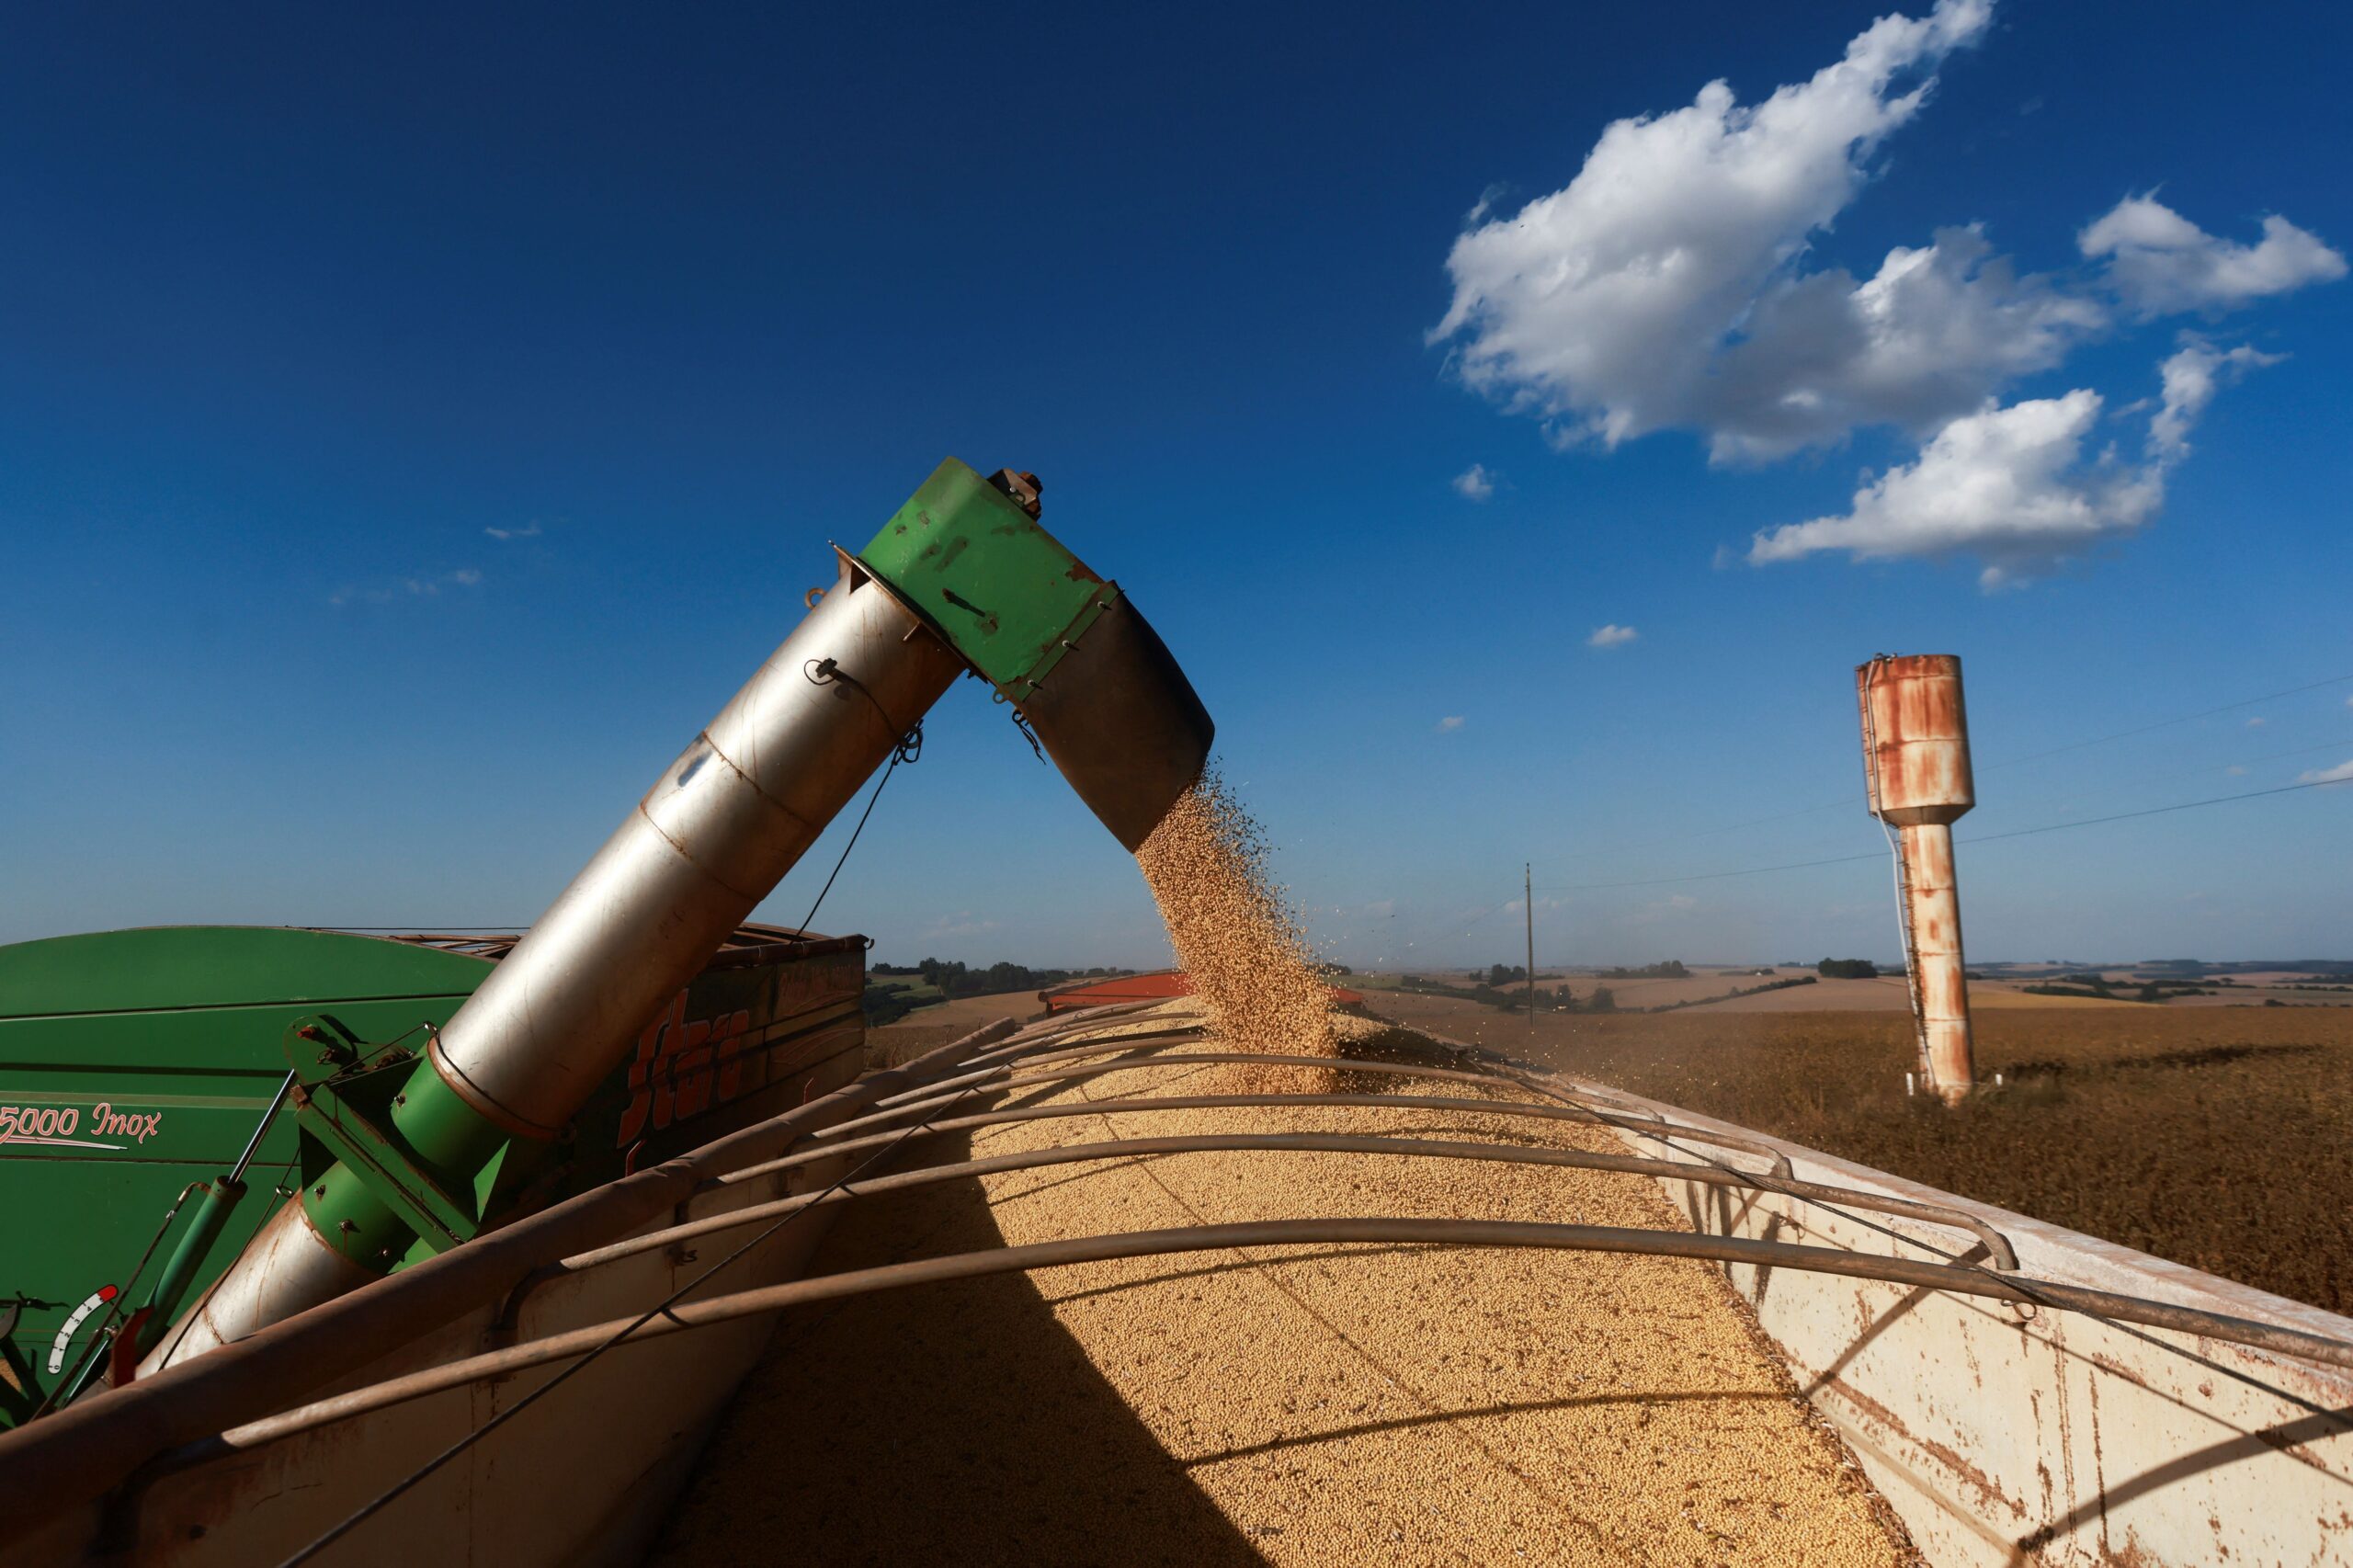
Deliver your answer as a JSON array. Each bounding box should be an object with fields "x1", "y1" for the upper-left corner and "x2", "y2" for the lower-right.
[{"x1": 855, "y1": 461, "x2": 1213, "y2": 850}]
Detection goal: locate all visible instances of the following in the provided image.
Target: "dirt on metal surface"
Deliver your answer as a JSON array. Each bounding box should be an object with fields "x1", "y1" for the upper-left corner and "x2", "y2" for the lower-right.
[
  {"x1": 1133, "y1": 771, "x2": 1337, "y2": 1092},
  {"x1": 656, "y1": 1006, "x2": 1916, "y2": 1566}
]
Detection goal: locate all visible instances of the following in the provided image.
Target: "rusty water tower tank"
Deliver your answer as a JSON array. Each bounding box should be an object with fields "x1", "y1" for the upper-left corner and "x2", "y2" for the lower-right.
[{"x1": 1857, "y1": 654, "x2": 1977, "y2": 1103}]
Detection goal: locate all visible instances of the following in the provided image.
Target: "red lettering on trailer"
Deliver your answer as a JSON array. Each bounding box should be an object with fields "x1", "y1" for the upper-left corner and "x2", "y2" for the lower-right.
[
  {"x1": 618, "y1": 995, "x2": 756, "y2": 1147},
  {"x1": 0, "y1": 1105, "x2": 122, "y2": 1151}
]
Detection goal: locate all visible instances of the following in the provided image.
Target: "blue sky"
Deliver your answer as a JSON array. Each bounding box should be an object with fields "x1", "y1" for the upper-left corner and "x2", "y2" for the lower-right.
[{"x1": 3, "y1": 2, "x2": 2347, "y2": 968}]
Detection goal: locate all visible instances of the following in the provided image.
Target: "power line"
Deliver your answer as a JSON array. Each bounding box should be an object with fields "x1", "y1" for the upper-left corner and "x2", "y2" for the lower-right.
[
  {"x1": 2038, "y1": 735, "x2": 2353, "y2": 805},
  {"x1": 1980, "y1": 673, "x2": 2353, "y2": 770},
  {"x1": 1557, "y1": 669, "x2": 2353, "y2": 864},
  {"x1": 1538, "y1": 776, "x2": 2345, "y2": 892},
  {"x1": 1961, "y1": 778, "x2": 2342, "y2": 846},
  {"x1": 1540, "y1": 848, "x2": 1883, "y2": 892}
]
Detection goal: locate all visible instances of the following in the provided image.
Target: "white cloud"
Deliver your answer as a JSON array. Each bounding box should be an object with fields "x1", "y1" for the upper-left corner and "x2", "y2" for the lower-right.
[
  {"x1": 329, "y1": 568, "x2": 485, "y2": 608},
  {"x1": 485, "y1": 522, "x2": 543, "y2": 540},
  {"x1": 1713, "y1": 226, "x2": 2101, "y2": 461},
  {"x1": 2246, "y1": 716, "x2": 2267, "y2": 728},
  {"x1": 1627, "y1": 893, "x2": 1700, "y2": 926},
  {"x1": 2081, "y1": 197, "x2": 2347, "y2": 316},
  {"x1": 1750, "y1": 391, "x2": 2167, "y2": 585},
  {"x1": 1432, "y1": 0, "x2": 2343, "y2": 585},
  {"x1": 1750, "y1": 335, "x2": 2276, "y2": 585},
  {"x1": 1452, "y1": 463, "x2": 1497, "y2": 500},
  {"x1": 2299, "y1": 759, "x2": 2353, "y2": 786},
  {"x1": 2225, "y1": 765, "x2": 2249, "y2": 776},
  {"x1": 2150, "y1": 339, "x2": 2279, "y2": 460},
  {"x1": 1587, "y1": 624, "x2": 1639, "y2": 648},
  {"x1": 1436, "y1": 715, "x2": 1466, "y2": 733},
  {"x1": 1429, "y1": 1, "x2": 2077, "y2": 461}
]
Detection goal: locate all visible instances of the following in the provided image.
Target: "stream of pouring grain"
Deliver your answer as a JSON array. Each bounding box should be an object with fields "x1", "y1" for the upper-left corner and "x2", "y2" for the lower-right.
[{"x1": 1134, "y1": 769, "x2": 1337, "y2": 1092}]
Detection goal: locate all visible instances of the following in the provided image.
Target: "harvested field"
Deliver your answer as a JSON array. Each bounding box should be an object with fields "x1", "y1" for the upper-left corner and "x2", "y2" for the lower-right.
[
  {"x1": 1374, "y1": 1000, "x2": 2353, "y2": 1313},
  {"x1": 866, "y1": 988, "x2": 1047, "y2": 1068},
  {"x1": 1560, "y1": 974, "x2": 1773, "y2": 1009},
  {"x1": 1690, "y1": 976, "x2": 2139, "y2": 1012},
  {"x1": 658, "y1": 1005, "x2": 1915, "y2": 1566},
  {"x1": 1371, "y1": 973, "x2": 2139, "y2": 1017}
]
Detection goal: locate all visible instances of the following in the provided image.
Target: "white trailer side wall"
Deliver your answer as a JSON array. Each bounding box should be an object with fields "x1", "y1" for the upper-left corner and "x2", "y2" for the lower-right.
[{"x1": 1574, "y1": 1075, "x2": 2353, "y2": 1567}]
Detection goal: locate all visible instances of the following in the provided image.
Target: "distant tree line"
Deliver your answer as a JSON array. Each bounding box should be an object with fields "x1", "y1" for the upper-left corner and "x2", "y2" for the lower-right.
[
  {"x1": 2022, "y1": 971, "x2": 2217, "y2": 1004},
  {"x1": 1643, "y1": 975, "x2": 1817, "y2": 1013},
  {"x1": 1403, "y1": 974, "x2": 1617, "y2": 1014},
  {"x1": 871, "y1": 958, "x2": 1132, "y2": 998},
  {"x1": 1816, "y1": 958, "x2": 1879, "y2": 980},
  {"x1": 1596, "y1": 960, "x2": 1689, "y2": 980},
  {"x1": 1475, "y1": 960, "x2": 1687, "y2": 986},
  {"x1": 1406, "y1": 969, "x2": 1823, "y2": 1017},
  {"x1": 865, "y1": 959, "x2": 1137, "y2": 1027},
  {"x1": 2141, "y1": 960, "x2": 2353, "y2": 977}
]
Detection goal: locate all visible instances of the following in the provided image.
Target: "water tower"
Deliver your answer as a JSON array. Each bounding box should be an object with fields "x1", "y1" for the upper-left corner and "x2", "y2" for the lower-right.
[{"x1": 1857, "y1": 654, "x2": 1978, "y2": 1103}]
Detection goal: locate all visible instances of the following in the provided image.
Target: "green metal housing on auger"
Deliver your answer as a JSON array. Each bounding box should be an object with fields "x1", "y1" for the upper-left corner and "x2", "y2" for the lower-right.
[
  {"x1": 858, "y1": 459, "x2": 1215, "y2": 850},
  {"x1": 858, "y1": 460, "x2": 1110, "y2": 702}
]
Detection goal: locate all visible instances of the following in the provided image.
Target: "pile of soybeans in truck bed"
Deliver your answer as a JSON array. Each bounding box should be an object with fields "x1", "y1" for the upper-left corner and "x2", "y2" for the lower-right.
[
  {"x1": 658, "y1": 1006, "x2": 1914, "y2": 1564},
  {"x1": 659, "y1": 773, "x2": 1914, "y2": 1562}
]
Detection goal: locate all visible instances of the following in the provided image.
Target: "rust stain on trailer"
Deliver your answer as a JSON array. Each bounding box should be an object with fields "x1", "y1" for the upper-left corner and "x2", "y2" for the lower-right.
[{"x1": 1813, "y1": 1368, "x2": 2031, "y2": 1525}]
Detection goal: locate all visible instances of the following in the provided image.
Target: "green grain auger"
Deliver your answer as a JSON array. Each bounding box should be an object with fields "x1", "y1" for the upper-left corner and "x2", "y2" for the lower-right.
[{"x1": 0, "y1": 460, "x2": 1211, "y2": 1415}]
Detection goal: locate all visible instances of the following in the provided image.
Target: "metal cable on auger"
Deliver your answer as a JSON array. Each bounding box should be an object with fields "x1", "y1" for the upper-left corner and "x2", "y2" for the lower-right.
[{"x1": 794, "y1": 654, "x2": 926, "y2": 930}]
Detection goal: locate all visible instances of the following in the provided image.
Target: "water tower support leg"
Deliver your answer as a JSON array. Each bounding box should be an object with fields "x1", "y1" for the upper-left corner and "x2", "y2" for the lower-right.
[{"x1": 1899, "y1": 822, "x2": 1975, "y2": 1103}]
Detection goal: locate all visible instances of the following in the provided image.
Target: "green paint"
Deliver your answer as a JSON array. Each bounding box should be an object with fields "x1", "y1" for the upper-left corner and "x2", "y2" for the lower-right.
[
  {"x1": 0, "y1": 925, "x2": 494, "y2": 1020},
  {"x1": 1, "y1": 922, "x2": 870, "y2": 1421},
  {"x1": 0, "y1": 927, "x2": 491, "y2": 1419},
  {"x1": 294, "y1": 1058, "x2": 506, "y2": 1263},
  {"x1": 858, "y1": 457, "x2": 1121, "y2": 701}
]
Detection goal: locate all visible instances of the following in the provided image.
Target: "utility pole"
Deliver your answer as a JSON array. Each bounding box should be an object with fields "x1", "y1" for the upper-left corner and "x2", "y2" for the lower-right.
[{"x1": 1525, "y1": 863, "x2": 1536, "y2": 1031}]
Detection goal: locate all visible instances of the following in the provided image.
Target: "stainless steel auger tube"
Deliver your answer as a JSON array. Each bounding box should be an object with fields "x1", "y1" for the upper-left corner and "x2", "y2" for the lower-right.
[{"x1": 147, "y1": 553, "x2": 965, "y2": 1369}]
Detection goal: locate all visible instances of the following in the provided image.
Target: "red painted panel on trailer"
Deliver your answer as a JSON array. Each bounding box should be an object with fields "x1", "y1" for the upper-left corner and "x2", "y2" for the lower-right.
[{"x1": 1040, "y1": 971, "x2": 1363, "y2": 1013}]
